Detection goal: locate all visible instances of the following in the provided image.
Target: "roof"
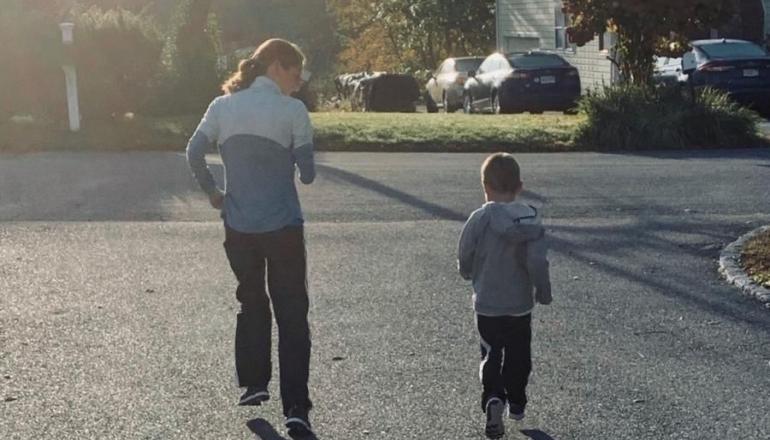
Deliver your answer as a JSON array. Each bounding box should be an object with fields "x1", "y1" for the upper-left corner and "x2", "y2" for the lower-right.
[{"x1": 691, "y1": 38, "x2": 755, "y2": 46}]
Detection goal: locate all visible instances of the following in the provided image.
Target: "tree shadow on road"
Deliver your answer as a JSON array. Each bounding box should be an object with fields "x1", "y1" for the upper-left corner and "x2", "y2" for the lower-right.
[
  {"x1": 246, "y1": 418, "x2": 289, "y2": 440},
  {"x1": 317, "y1": 162, "x2": 769, "y2": 332},
  {"x1": 545, "y1": 218, "x2": 770, "y2": 333},
  {"x1": 316, "y1": 163, "x2": 547, "y2": 221}
]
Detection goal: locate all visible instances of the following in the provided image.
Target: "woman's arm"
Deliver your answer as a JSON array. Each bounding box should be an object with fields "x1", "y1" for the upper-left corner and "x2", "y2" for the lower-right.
[{"x1": 290, "y1": 100, "x2": 315, "y2": 184}]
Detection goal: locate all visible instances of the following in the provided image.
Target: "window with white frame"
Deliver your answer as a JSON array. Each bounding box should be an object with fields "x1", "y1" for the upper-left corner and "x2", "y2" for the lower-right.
[
  {"x1": 555, "y1": 7, "x2": 570, "y2": 50},
  {"x1": 598, "y1": 31, "x2": 617, "y2": 51}
]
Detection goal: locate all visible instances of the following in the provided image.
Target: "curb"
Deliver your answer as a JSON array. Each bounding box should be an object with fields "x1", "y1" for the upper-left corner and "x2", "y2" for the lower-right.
[{"x1": 719, "y1": 225, "x2": 770, "y2": 309}]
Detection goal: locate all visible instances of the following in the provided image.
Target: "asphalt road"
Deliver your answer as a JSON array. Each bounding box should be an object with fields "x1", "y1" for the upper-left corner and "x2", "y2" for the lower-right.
[{"x1": 1, "y1": 150, "x2": 769, "y2": 439}]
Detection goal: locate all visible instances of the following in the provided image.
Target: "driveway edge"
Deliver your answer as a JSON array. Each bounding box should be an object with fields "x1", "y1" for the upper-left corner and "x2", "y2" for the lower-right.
[{"x1": 719, "y1": 225, "x2": 770, "y2": 309}]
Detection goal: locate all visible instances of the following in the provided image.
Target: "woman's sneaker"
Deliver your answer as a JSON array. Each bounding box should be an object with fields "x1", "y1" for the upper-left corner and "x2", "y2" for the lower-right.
[
  {"x1": 484, "y1": 398, "x2": 505, "y2": 439},
  {"x1": 285, "y1": 406, "x2": 315, "y2": 439},
  {"x1": 508, "y1": 402, "x2": 525, "y2": 421},
  {"x1": 238, "y1": 387, "x2": 270, "y2": 406}
]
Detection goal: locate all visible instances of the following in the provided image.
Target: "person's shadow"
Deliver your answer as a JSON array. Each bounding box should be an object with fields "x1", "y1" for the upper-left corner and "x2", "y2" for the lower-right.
[
  {"x1": 520, "y1": 429, "x2": 556, "y2": 440},
  {"x1": 247, "y1": 418, "x2": 319, "y2": 440},
  {"x1": 247, "y1": 419, "x2": 289, "y2": 440}
]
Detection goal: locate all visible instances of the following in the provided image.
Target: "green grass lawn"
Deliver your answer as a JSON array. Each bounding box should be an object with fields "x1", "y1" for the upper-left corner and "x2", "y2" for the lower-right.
[
  {"x1": 0, "y1": 112, "x2": 582, "y2": 153},
  {"x1": 312, "y1": 112, "x2": 582, "y2": 151},
  {"x1": 2, "y1": 110, "x2": 765, "y2": 153}
]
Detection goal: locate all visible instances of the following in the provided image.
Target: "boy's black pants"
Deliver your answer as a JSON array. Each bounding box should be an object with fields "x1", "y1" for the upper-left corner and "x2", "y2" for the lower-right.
[
  {"x1": 224, "y1": 224, "x2": 312, "y2": 416},
  {"x1": 477, "y1": 314, "x2": 532, "y2": 412}
]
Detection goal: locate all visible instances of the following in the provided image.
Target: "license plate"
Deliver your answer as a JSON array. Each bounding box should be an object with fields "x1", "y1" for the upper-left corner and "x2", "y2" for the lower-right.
[
  {"x1": 540, "y1": 75, "x2": 556, "y2": 84},
  {"x1": 743, "y1": 69, "x2": 759, "y2": 77}
]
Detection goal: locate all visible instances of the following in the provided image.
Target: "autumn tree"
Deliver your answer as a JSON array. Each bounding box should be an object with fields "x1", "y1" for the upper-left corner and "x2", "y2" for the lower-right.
[
  {"x1": 564, "y1": 0, "x2": 735, "y2": 85},
  {"x1": 330, "y1": 0, "x2": 495, "y2": 73}
]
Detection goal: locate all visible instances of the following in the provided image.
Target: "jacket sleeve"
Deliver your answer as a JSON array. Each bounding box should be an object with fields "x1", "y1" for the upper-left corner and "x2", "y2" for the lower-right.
[
  {"x1": 458, "y1": 211, "x2": 482, "y2": 280},
  {"x1": 291, "y1": 100, "x2": 315, "y2": 184},
  {"x1": 526, "y1": 236, "x2": 552, "y2": 304},
  {"x1": 186, "y1": 99, "x2": 221, "y2": 197}
]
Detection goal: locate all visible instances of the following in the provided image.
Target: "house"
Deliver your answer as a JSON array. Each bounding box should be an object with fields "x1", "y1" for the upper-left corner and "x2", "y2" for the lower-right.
[{"x1": 495, "y1": 0, "x2": 770, "y2": 92}]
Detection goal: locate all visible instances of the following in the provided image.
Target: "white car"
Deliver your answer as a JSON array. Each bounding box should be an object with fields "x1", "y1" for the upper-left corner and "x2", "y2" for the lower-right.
[{"x1": 425, "y1": 57, "x2": 484, "y2": 113}]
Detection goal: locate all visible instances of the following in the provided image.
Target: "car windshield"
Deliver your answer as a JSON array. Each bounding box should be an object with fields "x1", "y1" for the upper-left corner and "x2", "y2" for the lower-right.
[
  {"x1": 508, "y1": 54, "x2": 567, "y2": 68},
  {"x1": 698, "y1": 42, "x2": 768, "y2": 59},
  {"x1": 455, "y1": 58, "x2": 483, "y2": 72}
]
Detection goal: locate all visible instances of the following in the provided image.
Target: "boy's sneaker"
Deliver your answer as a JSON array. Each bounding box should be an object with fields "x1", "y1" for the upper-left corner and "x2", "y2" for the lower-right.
[
  {"x1": 238, "y1": 387, "x2": 270, "y2": 406},
  {"x1": 285, "y1": 406, "x2": 315, "y2": 439},
  {"x1": 508, "y1": 402, "x2": 525, "y2": 421},
  {"x1": 484, "y1": 397, "x2": 505, "y2": 439}
]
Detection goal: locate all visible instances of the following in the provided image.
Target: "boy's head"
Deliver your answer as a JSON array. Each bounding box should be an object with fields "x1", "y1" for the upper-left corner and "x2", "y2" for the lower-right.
[{"x1": 481, "y1": 153, "x2": 522, "y2": 201}]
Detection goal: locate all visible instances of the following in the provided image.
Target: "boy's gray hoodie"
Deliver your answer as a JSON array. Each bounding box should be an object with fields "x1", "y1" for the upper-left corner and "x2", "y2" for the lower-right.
[{"x1": 458, "y1": 201, "x2": 552, "y2": 316}]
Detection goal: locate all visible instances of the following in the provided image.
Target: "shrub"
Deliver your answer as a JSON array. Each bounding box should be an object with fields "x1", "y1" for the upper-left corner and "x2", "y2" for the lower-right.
[
  {"x1": 72, "y1": 6, "x2": 164, "y2": 120},
  {"x1": 574, "y1": 84, "x2": 762, "y2": 150}
]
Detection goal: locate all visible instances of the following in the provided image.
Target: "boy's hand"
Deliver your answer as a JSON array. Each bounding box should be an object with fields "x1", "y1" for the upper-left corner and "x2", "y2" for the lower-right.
[{"x1": 535, "y1": 290, "x2": 552, "y2": 305}]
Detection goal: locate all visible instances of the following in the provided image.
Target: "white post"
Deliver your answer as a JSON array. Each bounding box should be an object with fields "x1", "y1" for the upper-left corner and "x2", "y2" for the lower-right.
[{"x1": 60, "y1": 22, "x2": 80, "y2": 132}]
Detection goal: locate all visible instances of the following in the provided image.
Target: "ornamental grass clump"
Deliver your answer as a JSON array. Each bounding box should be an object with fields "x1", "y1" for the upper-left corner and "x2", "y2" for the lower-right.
[{"x1": 574, "y1": 84, "x2": 761, "y2": 150}]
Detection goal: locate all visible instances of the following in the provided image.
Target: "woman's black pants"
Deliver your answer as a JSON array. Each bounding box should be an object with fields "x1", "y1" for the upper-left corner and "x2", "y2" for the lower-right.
[{"x1": 224, "y1": 224, "x2": 312, "y2": 416}]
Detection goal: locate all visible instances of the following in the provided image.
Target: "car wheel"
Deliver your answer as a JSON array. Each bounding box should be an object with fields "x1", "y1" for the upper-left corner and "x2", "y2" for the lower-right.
[
  {"x1": 492, "y1": 92, "x2": 501, "y2": 114},
  {"x1": 425, "y1": 92, "x2": 438, "y2": 113},
  {"x1": 463, "y1": 93, "x2": 473, "y2": 114},
  {"x1": 442, "y1": 92, "x2": 450, "y2": 113}
]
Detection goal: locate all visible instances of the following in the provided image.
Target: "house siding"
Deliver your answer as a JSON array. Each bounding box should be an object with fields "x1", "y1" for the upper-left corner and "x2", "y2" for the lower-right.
[
  {"x1": 497, "y1": 0, "x2": 616, "y2": 92},
  {"x1": 765, "y1": 0, "x2": 770, "y2": 38}
]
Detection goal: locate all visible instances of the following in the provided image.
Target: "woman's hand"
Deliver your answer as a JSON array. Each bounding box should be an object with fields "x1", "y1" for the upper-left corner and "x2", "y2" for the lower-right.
[{"x1": 209, "y1": 191, "x2": 224, "y2": 210}]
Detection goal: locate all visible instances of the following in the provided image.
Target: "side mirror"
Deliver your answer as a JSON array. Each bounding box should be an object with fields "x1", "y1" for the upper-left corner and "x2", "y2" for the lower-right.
[
  {"x1": 681, "y1": 51, "x2": 696, "y2": 74},
  {"x1": 468, "y1": 70, "x2": 476, "y2": 78}
]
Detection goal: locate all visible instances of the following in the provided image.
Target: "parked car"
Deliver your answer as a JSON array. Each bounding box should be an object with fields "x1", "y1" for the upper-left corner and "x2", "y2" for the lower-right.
[
  {"x1": 351, "y1": 73, "x2": 421, "y2": 112},
  {"x1": 425, "y1": 56, "x2": 485, "y2": 113},
  {"x1": 681, "y1": 38, "x2": 770, "y2": 112},
  {"x1": 463, "y1": 51, "x2": 580, "y2": 114},
  {"x1": 653, "y1": 56, "x2": 687, "y2": 86}
]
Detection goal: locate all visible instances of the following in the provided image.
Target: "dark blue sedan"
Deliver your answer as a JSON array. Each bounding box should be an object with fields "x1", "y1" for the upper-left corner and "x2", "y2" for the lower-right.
[
  {"x1": 683, "y1": 39, "x2": 770, "y2": 114},
  {"x1": 463, "y1": 51, "x2": 581, "y2": 114}
]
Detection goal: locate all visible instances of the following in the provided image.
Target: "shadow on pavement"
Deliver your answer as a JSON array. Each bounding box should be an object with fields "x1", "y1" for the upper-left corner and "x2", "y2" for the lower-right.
[
  {"x1": 521, "y1": 429, "x2": 556, "y2": 440},
  {"x1": 317, "y1": 163, "x2": 547, "y2": 221},
  {"x1": 317, "y1": 163, "x2": 467, "y2": 221},
  {"x1": 247, "y1": 418, "x2": 289, "y2": 440},
  {"x1": 601, "y1": 148, "x2": 770, "y2": 160}
]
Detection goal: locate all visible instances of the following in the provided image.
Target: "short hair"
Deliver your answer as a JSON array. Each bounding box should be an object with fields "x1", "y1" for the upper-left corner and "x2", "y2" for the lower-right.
[{"x1": 481, "y1": 153, "x2": 521, "y2": 192}]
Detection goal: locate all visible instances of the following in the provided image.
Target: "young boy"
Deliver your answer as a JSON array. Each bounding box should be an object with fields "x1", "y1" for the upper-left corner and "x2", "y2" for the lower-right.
[{"x1": 457, "y1": 153, "x2": 552, "y2": 439}]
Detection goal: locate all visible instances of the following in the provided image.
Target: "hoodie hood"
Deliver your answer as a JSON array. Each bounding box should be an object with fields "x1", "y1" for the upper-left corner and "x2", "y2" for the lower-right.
[{"x1": 485, "y1": 201, "x2": 544, "y2": 243}]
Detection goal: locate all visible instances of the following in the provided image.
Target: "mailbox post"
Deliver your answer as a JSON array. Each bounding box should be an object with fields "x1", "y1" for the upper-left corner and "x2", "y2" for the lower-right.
[{"x1": 59, "y1": 22, "x2": 80, "y2": 132}]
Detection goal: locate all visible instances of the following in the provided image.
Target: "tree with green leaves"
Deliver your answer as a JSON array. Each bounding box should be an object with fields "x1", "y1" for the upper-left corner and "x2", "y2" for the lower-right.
[
  {"x1": 564, "y1": 0, "x2": 735, "y2": 85},
  {"x1": 153, "y1": 0, "x2": 221, "y2": 114}
]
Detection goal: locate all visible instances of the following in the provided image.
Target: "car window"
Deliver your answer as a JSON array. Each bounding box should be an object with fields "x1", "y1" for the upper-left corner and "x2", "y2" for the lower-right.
[
  {"x1": 697, "y1": 42, "x2": 768, "y2": 59},
  {"x1": 435, "y1": 61, "x2": 446, "y2": 75},
  {"x1": 455, "y1": 58, "x2": 483, "y2": 73},
  {"x1": 478, "y1": 57, "x2": 495, "y2": 74},
  {"x1": 488, "y1": 55, "x2": 507, "y2": 72},
  {"x1": 508, "y1": 53, "x2": 568, "y2": 68}
]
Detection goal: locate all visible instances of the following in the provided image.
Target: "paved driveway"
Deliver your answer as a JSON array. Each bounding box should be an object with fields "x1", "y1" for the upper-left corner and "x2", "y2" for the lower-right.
[{"x1": 1, "y1": 150, "x2": 769, "y2": 439}]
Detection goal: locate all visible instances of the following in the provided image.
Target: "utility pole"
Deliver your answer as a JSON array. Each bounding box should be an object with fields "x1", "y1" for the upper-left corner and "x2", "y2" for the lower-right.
[{"x1": 60, "y1": 22, "x2": 80, "y2": 132}]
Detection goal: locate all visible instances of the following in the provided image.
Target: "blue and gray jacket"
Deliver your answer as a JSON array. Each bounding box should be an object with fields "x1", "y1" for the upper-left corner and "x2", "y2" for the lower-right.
[{"x1": 186, "y1": 76, "x2": 315, "y2": 233}]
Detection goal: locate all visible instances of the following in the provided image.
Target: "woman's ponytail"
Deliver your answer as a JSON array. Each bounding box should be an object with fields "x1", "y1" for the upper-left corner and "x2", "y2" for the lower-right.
[{"x1": 221, "y1": 38, "x2": 305, "y2": 95}]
